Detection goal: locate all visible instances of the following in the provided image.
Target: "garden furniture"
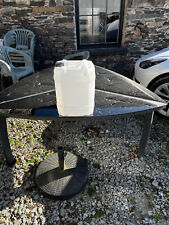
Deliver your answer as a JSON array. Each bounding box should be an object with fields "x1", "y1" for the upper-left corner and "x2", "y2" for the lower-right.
[
  {"x1": 0, "y1": 46, "x2": 34, "y2": 84},
  {"x1": 0, "y1": 66, "x2": 166, "y2": 199}
]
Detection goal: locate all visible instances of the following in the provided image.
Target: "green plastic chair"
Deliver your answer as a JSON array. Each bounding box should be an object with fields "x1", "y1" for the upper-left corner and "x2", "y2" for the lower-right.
[
  {"x1": 63, "y1": 51, "x2": 90, "y2": 60},
  {"x1": 0, "y1": 46, "x2": 34, "y2": 84},
  {"x1": 4, "y1": 28, "x2": 35, "y2": 60}
]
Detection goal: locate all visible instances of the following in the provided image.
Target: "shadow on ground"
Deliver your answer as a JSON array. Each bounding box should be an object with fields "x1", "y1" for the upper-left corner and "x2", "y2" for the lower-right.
[{"x1": 0, "y1": 115, "x2": 168, "y2": 224}]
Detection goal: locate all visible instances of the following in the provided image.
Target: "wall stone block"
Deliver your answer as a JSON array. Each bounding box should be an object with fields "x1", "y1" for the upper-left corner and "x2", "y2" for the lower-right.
[
  {"x1": 30, "y1": 0, "x2": 44, "y2": 6},
  {"x1": 63, "y1": 0, "x2": 72, "y2": 5},
  {"x1": 32, "y1": 5, "x2": 73, "y2": 14},
  {"x1": 128, "y1": 0, "x2": 167, "y2": 8},
  {"x1": 3, "y1": 0, "x2": 16, "y2": 6},
  {"x1": 16, "y1": 0, "x2": 30, "y2": 5},
  {"x1": 0, "y1": 7, "x2": 16, "y2": 15}
]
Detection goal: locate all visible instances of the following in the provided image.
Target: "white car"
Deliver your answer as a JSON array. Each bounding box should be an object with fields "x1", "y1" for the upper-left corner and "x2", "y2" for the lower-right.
[{"x1": 134, "y1": 47, "x2": 169, "y2": 117}]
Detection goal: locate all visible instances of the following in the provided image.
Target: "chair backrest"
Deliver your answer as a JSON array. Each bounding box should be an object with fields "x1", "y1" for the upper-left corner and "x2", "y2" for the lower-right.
[
  {"x1": 4, "y1": 28, "x2": 35, "y2": 58},
  {"x1": 0, "y1": 46, "x2": 26, "y2": 66}
]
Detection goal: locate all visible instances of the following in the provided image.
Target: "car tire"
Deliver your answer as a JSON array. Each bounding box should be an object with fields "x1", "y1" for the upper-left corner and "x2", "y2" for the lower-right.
[{"x1": 149, "y1": 75, "x2": 169, "y2": 117}]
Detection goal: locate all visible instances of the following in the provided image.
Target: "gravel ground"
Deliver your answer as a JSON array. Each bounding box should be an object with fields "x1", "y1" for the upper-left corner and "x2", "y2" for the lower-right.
[{"x1": 0, "y1": 114, "x2": 168, "y2": 225}]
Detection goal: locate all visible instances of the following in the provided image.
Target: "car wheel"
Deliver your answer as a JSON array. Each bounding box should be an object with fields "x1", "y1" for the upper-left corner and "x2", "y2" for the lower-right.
[{"x1": 149, "y1": 75, "x2": 169, "y2": 117}]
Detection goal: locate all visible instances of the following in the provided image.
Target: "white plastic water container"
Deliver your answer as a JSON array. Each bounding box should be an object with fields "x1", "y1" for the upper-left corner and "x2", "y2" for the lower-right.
[{"x1": 54, "y1": 59, "x2": 96, "y2": 116}]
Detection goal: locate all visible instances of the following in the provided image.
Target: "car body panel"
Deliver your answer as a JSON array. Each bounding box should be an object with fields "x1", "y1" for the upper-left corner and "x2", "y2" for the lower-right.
[{"x1": 134, "y1": 47, "x2": 169, "y2": 87}]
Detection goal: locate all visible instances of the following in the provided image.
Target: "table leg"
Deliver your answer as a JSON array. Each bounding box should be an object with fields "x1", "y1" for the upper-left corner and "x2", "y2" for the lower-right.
[
  {"x1": 0, "y1": 117, "x2": 16, "y2": 166},
  {"x1": 137, "y1": 112, "x2": 154, "y2": 157},
  {"x1": 0, "y1": 74, "x2": 4, "y2": 91}
]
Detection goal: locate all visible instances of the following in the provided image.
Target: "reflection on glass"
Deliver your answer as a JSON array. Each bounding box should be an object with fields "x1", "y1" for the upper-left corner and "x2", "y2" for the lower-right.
[
  {"x1": 93, "y1": 0, "x2": 106, "y2": 14},
  {"x1": 93, "y1": 14, "x2": 106, "y2": 44},
  {"x1": 79, "y1": 0, "x2": 92, "y2": 15},
  {"x1": 107, "y1": 0, "x2": 121, "y2": 14},
  {"x1": 79, "y1": 0, "x2": 121, "y2": 44},
  {"x1": 80, "y1": 16, "x2": 93, "y2": 44},
  {"x1": 106, "y1": 19, "x2": 119, "y2": 43}
]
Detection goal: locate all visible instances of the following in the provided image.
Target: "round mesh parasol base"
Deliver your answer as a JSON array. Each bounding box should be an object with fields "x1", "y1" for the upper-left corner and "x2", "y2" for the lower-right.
[{"x1": 35, "y1": 152, "x2": 89, "y2": 200}]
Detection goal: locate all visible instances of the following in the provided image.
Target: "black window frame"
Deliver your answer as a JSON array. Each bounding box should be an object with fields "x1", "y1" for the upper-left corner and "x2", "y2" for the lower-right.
[{"x1": 75, "y1": 0, "x2": 126, "y2": 49}]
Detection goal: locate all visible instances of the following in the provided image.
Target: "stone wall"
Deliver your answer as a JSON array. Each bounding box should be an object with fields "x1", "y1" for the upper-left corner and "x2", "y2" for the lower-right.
[
  {"x1": 125, "y1": 0, "x2": 169, "y2": 54},
  {"x1": 0, "y1": 0, "x2": 76, "y2": 70},
  {"x1": 0, "y1": 0, "x2": 169, "y2": 76}
]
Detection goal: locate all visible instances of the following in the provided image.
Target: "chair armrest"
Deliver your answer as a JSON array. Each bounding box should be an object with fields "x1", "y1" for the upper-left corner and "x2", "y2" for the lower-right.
[
  {"x1": 7, "y1": 47, "x2": 33, "y2": 68},
  {"x1": 0, "y1": 59, "x2": 11, "y2": 76},
  {"x1": 20, "y1": 51, "x2": 33, "y2": 68}
]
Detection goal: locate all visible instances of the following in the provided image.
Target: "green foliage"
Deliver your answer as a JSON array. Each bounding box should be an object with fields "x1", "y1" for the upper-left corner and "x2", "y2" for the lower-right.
[
  {"x1": 84, "y1": 216, "x2": 92, "y2": 223},
  {"x1": 87, "y1": 187, "x2": 96, "y2": 197},
  {"x1": 38, "y1": 137, "x2": 43, "y2": 143},
  {"x1": 29, "y1": 136, "x2": 34, "y2": 143},
  {"x1": 153, "y1": 212, "x2": 163, "y2": 220},
  {"x1": 9, "y1": 139, "x2": 15, "y2": 144},
  {"x1": 36, "y1": 151, "x2": 43, "y2": 156},
  {"x1": 128, "y1": 198, "x2": 135, "y2": 204},
  {"x1": 18, "y1": 142, "x2": 24, "y2": 147},
  {"x1": 150, "y1": 194, "x2": 154, "y2": 200},
  {"x1": 94, "y1": 209, "x2": 104, "y2": 218},
  {"x1": 27, "y1": 157, "x2": 42, "y2": 165},
  {"x1": 45, "y1": 153, "x2": 52, "y2": 158}
]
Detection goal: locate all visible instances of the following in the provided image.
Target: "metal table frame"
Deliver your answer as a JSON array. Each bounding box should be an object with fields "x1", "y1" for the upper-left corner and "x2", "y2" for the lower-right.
[{"x1": 0, "y1": 110, "x2": 154, "y2": 166}]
